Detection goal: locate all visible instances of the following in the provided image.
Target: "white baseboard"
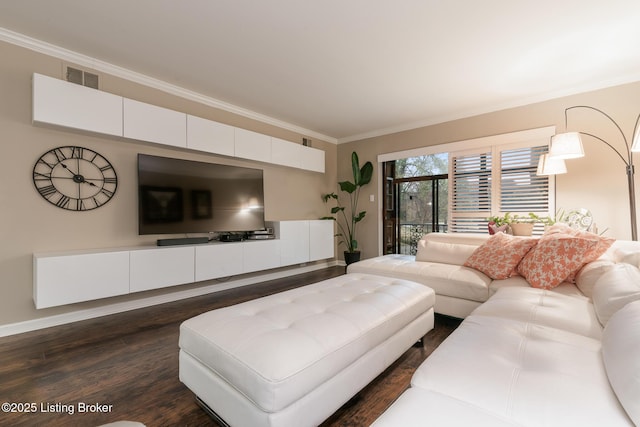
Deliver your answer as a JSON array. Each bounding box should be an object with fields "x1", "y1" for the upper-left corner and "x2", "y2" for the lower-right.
[{"x1": 0, "y1": 261, "x2": 339, "y2": 338}]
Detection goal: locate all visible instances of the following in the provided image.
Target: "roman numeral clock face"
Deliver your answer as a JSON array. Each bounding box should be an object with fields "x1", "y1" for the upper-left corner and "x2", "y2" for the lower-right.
[{"x1": 33, "y1": 146, "x2": 118, "y2": 211}]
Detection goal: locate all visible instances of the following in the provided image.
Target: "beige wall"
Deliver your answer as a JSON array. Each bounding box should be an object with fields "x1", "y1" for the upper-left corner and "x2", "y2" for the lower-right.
[
  {"x1": 0, "y1": 40, "x2": 337, "y2": 327},
  {"x1": 339, "y1": 82, "x2": 640, "y2": 260}
]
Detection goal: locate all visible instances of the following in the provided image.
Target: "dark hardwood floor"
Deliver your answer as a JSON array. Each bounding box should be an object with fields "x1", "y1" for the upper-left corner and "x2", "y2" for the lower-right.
[{"x1": 0, "y1": 267, "x2": 461, "y2": 427}]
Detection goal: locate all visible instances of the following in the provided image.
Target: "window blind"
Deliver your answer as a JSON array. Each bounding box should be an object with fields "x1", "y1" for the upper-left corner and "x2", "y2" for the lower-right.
[
  {"x1": 449, "y1": 144, "x2": 551, "y2": 234},
  {"x1": 500, "y1": 145, "x2": 549, "y2": 213},
  {"x1": 449, "y1": 151, "x2": 492, "y2": 233}
]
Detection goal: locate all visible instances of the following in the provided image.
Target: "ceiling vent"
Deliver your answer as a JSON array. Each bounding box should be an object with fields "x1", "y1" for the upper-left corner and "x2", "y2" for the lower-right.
[{"x1": 64, "y1": 65, "x2": 99, "y2": 89}]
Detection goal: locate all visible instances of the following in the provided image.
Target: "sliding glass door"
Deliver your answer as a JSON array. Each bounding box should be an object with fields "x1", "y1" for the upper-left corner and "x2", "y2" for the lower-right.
[{"x1": 383, "y1": 154, "x2": 448, "y2": 255}]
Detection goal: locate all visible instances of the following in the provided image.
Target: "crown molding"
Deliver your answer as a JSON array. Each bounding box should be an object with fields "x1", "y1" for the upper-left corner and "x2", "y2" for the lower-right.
[
  {"x1": 338, "y1": 73, "x2": 640, "y2": 144},
  {"x1": 0, "y1": 27, "x2": 338, "y2": 144}
]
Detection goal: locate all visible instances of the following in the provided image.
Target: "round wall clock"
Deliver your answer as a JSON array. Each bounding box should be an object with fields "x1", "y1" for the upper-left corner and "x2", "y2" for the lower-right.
[{"x1": 32, "y1": 146, "x2": 118, "y2": 211}]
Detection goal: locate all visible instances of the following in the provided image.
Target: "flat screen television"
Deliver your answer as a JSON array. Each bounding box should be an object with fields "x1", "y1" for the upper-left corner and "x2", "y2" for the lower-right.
[{"x1": 137, "y1": 154, "x2": 265, "y2": 235}]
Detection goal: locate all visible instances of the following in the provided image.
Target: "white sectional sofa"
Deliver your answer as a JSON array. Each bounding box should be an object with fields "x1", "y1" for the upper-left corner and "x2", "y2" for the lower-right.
[
  {"x1": 373, "y1": 283, "x2": 640, "y2": 426},
  {"x1": 355, "y1": 229, "x2": 640, "y2": 426},
  {"x1": 349, "y1": 233, "x2": 495, "y2": 318},
  {"x1": 348, "y1": 230, "x2": 625, "y2": 318}
]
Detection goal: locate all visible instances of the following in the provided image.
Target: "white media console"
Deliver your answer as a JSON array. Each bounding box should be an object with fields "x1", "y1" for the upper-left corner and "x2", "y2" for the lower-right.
[{"x1": 33, "y1": 220, "x2": 334, "y2": 309}]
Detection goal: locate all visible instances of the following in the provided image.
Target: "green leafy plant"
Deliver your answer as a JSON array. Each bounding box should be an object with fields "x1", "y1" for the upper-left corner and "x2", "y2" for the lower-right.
[
  {"x1": 488, "y1": 212, "x2": 554, "y2": 226},
  {"x1": 487, "y1": 212, "x2": 513, "y2": 227},
  {"x1": 322, "y1": 151, "x2": 373, "y2": 253}
]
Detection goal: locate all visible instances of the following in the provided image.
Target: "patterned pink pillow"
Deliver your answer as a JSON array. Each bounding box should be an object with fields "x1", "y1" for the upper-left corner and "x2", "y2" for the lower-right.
[
  {"x1": 517, "y1": 233, "x2": 599, "y2": 289},
  {"x1": 544, "y1": 223, "x2": 615, "y2": 281},
  {"x1": 464, "y1": 232, "x2": 538, "y2": 280}
]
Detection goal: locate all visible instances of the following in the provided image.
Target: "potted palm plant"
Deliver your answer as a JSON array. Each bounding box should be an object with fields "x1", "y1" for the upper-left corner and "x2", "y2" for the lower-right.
[{"x1": 322, "y1": 151, "x2": 373, "y2": 265}]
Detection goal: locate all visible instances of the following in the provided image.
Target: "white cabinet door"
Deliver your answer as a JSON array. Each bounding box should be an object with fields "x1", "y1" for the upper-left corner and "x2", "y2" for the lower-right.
[
  {"x1": 235, "y1": 128, "x2": 271, "y2": 162},
  {"x1": 309, "y1": 220, "x2": 335, "y2": 261},
  {"x1": 271, "y1": 137, "x2": 301, "y2": 169},
  {"x1": 195, "y1": 243, "x2": 244, "y2": 281},
  {"x1": 280, "y1": 220, "x2": 310, "y2": 266},
  {"x1": 242, "y1": 240, "x2": 281, "y2": 273},
  {"x1": 300, "y1": 146, "x2": 325, "y2": 173},
  {"x1": 33, "y1": 250, "x2": 130, "y2": 309},
  {"x1": 186, "y1": 115, "x2": 235, "y2": 157},
  {"x1": 130, "y1": 246, "x2": 194, "y2": 292},
  {"x1": 32, "y1": 73, "x2": 123, "y2": 137},
  {"x1": 271, "y1": 138, "x2": 325, "y2": 173},
  {"x1": 123, "y1": 98, "x2": 187, "y2": 148}
]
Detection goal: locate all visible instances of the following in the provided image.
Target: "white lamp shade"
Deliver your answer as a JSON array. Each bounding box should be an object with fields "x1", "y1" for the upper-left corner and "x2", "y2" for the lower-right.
[
  {"x1": 536, "y1": 154, "x2": 567, "y2": 175},
  {"x1": 632, "y1": 127, "x2": 640, "y2": 152},
  {"x1": 549, "y1": 132, "x2": 585, "y2": 159}
]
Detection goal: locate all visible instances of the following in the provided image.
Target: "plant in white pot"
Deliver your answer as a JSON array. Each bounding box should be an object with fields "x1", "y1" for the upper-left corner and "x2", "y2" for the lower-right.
[
  {"x1": 322, "y1": 151, "x2": 373, "y2": 265},
  {"x1": 487, "y1": 212, "x2": 554, "y2": 236}
]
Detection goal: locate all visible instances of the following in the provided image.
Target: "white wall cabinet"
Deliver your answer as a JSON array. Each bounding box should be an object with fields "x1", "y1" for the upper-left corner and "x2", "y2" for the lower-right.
[
  {"x1": 195, "y1": 242, "x2": 244, "y2": 281},
  {"x1": 242, "y1": 240, "x2": 282, "y2": 273},
  {"x1": 271, "y1": 137, "x2": 325, "y2": 173},
  {"x1": 32, "y1": 73, "x2": 123, "y2": 137},
  {"x1": 300, "y1": 146, "x2": 325, "y2": 173},
  {"x1": 123, "y1": 98, "x2": 187, "y2": 148},
  {"x1": 271, "y1": 137, "x2": 302, "y2": 169},
  {"x1": 186, "y1": 115, "x2": 235, "y2": 157},
  {"x1": 280, "y1": 220, "x2": 310, "y2": 265},
  {"x1": 129, "y1": 246, "x2": 195, "y2": 292},
  {"x1": 310, "y1": 220, "x2": 335, "y2": 261},
  {"x1": 32, "y1": 73, "x2": 324, "y2": 173},
  {"x1": 235, "y1": 128, "x2": 272, "y2": 162},
  {"x1": 33, "y1": 250, "x2": 130, "y2": 309},
  {"x1": 33, "y1": 221, "x2": 334, "y2": 309}
]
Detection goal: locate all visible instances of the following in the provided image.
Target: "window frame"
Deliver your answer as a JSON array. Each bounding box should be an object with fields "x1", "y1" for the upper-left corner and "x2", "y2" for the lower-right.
[
  {"x1": 376, "y1": 126, "x2": 557, "y2": 252},
  {"x1": 448, "y1": 139, "x2": 556, "y2": 234}
]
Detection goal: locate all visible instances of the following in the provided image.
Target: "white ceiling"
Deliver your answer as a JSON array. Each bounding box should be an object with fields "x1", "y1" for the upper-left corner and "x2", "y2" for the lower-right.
[{"x1": 1, "y1": 0, "x2": 640, "y2": 143}]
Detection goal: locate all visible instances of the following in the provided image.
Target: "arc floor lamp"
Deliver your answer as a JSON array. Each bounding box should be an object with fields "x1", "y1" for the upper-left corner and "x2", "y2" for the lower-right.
[{"x1": 545, "y1": 105, "x2": 640, "y2": 241}]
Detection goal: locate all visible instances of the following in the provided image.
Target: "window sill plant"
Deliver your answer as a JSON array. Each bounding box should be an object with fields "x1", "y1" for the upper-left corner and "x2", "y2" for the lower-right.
[{"x1": 487, "y1": 212, "x2": 554, "y2": 236}]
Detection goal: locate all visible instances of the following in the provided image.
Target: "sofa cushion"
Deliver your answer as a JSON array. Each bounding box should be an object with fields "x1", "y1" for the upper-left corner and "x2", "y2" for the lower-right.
[
  {"x1": 464, "y1": 233, "x2": 537, "y2": 280},
  {"x1": 348, "y1": 254, "x2": 491, "y2": 302},
  {"x1": 420, "y1": 232, "x2": 491, "y2": 246},
  {"x1": 415, "y1": 232, "x2": 489, "y2": 265},
  {"x1": 592, "y1": 263, "x2": 640, "y2": 326},
  {"x1": 473, "y1": 287, "x2": 601, "y2": 339},
  {"x1": 415, "y1": 239, "x2": 478, "y2": 265},
  {"x1": 371, "y1": 388, "x2": 519, "y2": 427},
  {"x1": 489, "y1": 275, "x2": 531, "y2": 295},
  {"x1": 575, "y1": 259, "x2": 616, "y2": 298},
  {"x1": 602, "y1": 300, "x2": 640, "y2": 426},
  {"x1": 490, "y1": 276, "x2": 585, "y2": 299},
  {"x1": 411, "y1": 314, "x2": 632, "y2": 427},
  {"x1": 607, "y1": 240, "x2": 640, "y2": 266},
  {"x1": 517, "y1": 233, "x2": 598, "y2": 289}
]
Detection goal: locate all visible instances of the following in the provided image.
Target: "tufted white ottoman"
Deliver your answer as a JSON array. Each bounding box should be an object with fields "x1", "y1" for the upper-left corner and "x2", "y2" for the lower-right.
[{"x1": 179, "y1": 273, "x2": 435, "y2": 427}]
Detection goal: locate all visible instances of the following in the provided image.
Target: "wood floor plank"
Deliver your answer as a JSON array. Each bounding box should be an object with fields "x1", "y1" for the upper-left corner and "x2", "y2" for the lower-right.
[{"x1": 0, "y1": 267, "x2": 461, "y2": 426}]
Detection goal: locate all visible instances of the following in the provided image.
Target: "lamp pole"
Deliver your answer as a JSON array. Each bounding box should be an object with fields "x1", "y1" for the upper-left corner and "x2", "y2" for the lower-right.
[{"x1": 563, "y1": 106, "x2": 638, "y2": 241}]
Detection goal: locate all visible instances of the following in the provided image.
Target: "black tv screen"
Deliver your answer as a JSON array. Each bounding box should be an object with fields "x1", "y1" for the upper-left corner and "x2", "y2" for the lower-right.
[{"x1": 137, "y1": 154, "x2": 265, "y2": 235}]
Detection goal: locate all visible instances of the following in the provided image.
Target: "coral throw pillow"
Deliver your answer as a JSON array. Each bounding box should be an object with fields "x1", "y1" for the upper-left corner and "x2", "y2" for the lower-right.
[
  {"x1": 517, "y1": 234, "x2": 599, "y2": 289},
  {"x1": 544, "y1": 223, "x2": 615, "y2": 281},
  {"x1": 464, "y1": 232, "x2": 538, "y2": 280},
  {"x1": 545, "y1": 223, "x2": 615, "y2": 261}
]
